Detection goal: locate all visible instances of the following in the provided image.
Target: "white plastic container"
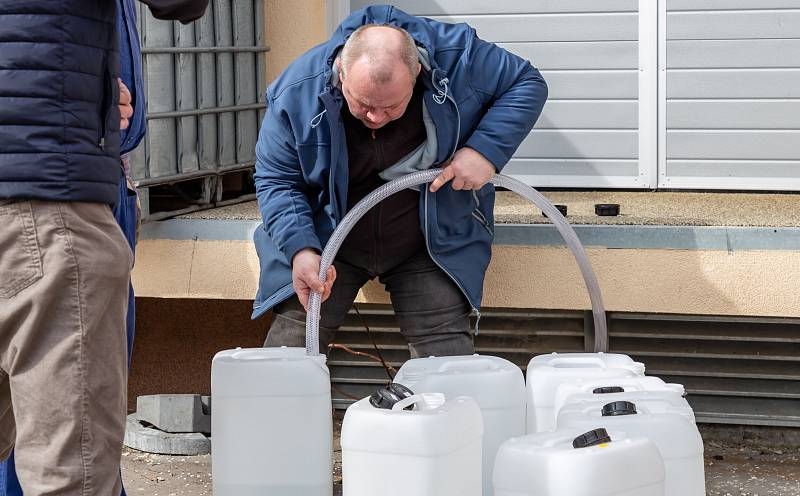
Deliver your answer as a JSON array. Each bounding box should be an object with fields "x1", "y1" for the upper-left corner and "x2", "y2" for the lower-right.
[
  {"x1": 552, "y1": 376, "x2": 690, "y2": 422},
  {"x1": 526, "y1": 352, "x2": 645, "y2": 433},
  {"x1": 211, "y1": 347, "x2": 332, "y2": 495},
  {"x1": 394, "y1": 354, "x2": 525, "y2": 496},
  {"x1": 341, "y1": 392, "x2": 483, "y2": 496},
  {"x1": 557, "y1": 397, "x2": 704, "y2": 496},
  {"x1": 493, "y1": 427, "x2": 665, "y2": 496},
  {"x1": 560, "y1": 386, "x2": 696, "y2": 424}
]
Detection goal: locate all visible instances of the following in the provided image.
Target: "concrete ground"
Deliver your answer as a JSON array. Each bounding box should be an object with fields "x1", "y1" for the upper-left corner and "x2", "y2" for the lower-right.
[{"x1": 121, "y1": 417, "x2": 800, "y2": 496}]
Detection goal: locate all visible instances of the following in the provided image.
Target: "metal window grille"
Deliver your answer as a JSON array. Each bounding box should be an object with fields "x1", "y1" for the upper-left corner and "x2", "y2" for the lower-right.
[{"x1": 131, "y1": 0, "x2": 268, "y2": 220}]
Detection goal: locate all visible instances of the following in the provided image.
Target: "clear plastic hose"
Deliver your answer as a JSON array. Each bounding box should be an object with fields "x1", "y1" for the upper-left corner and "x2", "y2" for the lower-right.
[{"x1": 306, "y1": 170, "x2": 609, "y2": 355}]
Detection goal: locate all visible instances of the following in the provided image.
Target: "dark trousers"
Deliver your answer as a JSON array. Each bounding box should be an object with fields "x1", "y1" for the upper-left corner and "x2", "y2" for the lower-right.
[{"x1": 265, "y1": 248, "x2": 474, "y2": 358}]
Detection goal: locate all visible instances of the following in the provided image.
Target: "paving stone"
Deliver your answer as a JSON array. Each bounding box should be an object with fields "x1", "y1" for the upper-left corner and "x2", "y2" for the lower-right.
[
  {"x1": 136, "y1": 394, "x2": 211, "y2": 434},
  {"x1": 124, "y1": 414, "x2": 211, "y2": 456}
]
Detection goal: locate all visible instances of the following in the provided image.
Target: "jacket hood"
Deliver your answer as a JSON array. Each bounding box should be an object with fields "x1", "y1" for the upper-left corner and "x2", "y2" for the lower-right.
[{"x1": 324, "y1": 5, "x2": 441, "y2": 71}]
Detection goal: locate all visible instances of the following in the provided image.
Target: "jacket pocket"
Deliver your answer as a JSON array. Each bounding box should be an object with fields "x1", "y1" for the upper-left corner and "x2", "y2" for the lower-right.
[
  {"x1": 471, "y1": 208, "x2": 494, "y2": 237},
  {"x1": 0, "y1": 201, "x2": 43, "y2": 298},
  {"x1": 98, "y1": 53, "x2": 116, "y2": 150},
  {"x1": 471, "y1": 190, "x2": 494, "y2": 237}
]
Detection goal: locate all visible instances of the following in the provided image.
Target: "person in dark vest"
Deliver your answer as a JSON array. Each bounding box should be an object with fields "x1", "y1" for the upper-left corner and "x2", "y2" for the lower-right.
[
  {"x1": 0, "y1": 0, "x2": 206, "y2": 493},
  {"x1": 252, "y1": 5, "x2": 547, "y2": 357}
]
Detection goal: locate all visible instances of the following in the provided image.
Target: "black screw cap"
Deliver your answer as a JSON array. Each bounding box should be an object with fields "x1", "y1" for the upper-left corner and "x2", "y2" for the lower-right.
[
  {"x1": 602, "y1": 401, "x2": 637, "y2": 416},
  {"x1": 573, "y1": 428, "x2": 612, "y2": 449},
  {"x1": 593, "y1": 386, "x2": 625, "y2": 394},
  {"x1": 369, "y1": 383, "x2": 414, "y2": 410},
  {"x1": 595, "y1": 203, "x2": 620, "y2": 216},
  {"x1": 542, "y1": 204, "x2": 568, "y2": 218}
]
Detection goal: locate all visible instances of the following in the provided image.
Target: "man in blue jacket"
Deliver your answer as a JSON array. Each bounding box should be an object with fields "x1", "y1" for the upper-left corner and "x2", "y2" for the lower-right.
[
  {"x1": 253, "y1": 5, "x2": 547, "y2": 357},
  {"x1": 0, "y1": 0, "x2": 205, "y2": 493}
]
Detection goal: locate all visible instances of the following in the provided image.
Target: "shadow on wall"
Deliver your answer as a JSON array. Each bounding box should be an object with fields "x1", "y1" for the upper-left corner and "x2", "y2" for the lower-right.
[{"x1": 128, "y1": 298, "x2": 269, "y2": 412}]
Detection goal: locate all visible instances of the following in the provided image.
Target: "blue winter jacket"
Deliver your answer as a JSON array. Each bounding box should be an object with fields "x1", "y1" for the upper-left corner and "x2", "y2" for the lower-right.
[
  {"x1": 252, "y1": 5, "x2": 547, "y2": 319},
  {"x1": 118, "y1": 0, "x2": 147, "y2": 155}
]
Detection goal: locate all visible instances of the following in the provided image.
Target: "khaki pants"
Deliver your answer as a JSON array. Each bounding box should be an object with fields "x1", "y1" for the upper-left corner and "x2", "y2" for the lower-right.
[{"x1": 0, "y1": 200, "x2": 131, "y2": 495}]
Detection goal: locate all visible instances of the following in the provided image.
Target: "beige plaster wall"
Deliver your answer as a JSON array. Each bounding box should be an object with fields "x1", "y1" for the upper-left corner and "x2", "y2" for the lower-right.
[
  {"x1": 133, "y1": 239, "x2": 261, "y2": 299},
  {"x1": 132, "y1": 240, "x2": 800, "y2": 318},
  {"x1": 264, "y1": 0, "x2": 328, "y2": 83}
]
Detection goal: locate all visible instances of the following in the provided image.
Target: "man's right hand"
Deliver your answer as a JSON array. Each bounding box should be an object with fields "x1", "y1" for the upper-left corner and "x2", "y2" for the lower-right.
[{"x1": 292, "y1": 248, "x2": 336, "y2": 311}]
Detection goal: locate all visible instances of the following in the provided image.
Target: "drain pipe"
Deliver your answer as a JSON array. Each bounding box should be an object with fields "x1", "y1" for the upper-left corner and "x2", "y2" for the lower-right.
[{"x1": 305, "y1": 170, "x2": 609, "y2": 354}]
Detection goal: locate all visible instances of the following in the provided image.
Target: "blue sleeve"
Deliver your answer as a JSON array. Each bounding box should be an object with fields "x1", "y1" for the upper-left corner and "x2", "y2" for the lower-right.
[
  {"x1": 463, "y1": 37, "x2": 548, "y2": 171},
  {"x1": 254, "y1": 105, "x2": 322, "y2": 264}
]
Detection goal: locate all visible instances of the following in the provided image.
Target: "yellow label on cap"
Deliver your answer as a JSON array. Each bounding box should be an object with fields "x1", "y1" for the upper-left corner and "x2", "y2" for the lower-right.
[{"x1": 598, "y1": 443, "x2": 610, "y2": 448}]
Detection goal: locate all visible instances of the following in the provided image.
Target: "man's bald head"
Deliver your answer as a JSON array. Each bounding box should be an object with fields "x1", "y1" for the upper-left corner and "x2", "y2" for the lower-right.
[
  {"x1": 338, "y1": 25, "x2": 421, "y2": 129},
  {"x1": 339, "y1": 25, "x2": 420, "y2": 85}
]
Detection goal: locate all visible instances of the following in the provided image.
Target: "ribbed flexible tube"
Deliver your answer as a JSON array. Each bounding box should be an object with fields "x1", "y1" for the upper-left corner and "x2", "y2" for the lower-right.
[{"x1": 306, "y1": 170, "x2": 609, "y2": 355}]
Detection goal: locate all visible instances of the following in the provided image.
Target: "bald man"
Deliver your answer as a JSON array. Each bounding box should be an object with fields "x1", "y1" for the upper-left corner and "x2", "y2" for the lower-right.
[{"x1": 252, "y1": 5, "x2": 547, "y2": 357}]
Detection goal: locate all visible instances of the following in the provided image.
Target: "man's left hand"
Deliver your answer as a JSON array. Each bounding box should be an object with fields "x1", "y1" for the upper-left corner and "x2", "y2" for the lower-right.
[
  {"x1": 429, "y1": 147, "x2": 496, "y2": 192},
  {"x1": 119, "y1": 79, "x2": 133, "y2": 130}
]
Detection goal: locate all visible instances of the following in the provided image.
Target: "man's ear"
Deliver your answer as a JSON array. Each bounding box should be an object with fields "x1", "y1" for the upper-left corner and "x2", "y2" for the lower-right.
[
  {"x1": 415, "y1": 62, "x2": 422, "y2": 77},
  {"x1": 336, "y1": 59, "x2": 345, "y2": 80}
]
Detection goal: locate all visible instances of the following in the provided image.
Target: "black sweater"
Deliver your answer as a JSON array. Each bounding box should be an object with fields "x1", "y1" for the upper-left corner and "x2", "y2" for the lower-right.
[{"x1": 339, "y1": 78, "x2": 427, "y2": 269}]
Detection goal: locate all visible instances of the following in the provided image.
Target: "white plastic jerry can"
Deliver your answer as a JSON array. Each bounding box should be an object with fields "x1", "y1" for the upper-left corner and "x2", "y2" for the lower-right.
[
  {"x1": 559, "y1": 386, "x2": 696, "y2": 424},
  {"x1": 211, "y1": 347, "x2": 333, "y2": 496},
  {"x1": 341, "y1": 385, "x2": 483, "y2": 496},
  {"x1": 557, "y1": 398, "x2": 704, "y2": 496},
  {"x1": 393, "y1": 354, "x2": 525, "y2": 496},
  {"x1": 493, "y1": 427, "x2": 665, "y2": 496},
  {"x1": 552, "y1": 376, "x2": 691, "y2": 422},
  {"x1": 525, "y1": 352, "x2": 646, "y2": 433}
]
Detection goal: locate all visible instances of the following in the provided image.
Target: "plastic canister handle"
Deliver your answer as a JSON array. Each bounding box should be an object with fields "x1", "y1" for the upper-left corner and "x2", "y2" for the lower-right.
[
  {"x1": 391, "y1": 393, "x2": 445, "y2": 411},
  {"x1": 438, "y1": 357, "x2": 498, "y2": 373},
  {"x1": 549, "y1": 357, "x2": 607, "y2": 369},
  {"x1": 665, "y1": 383, "x2": 687, "y2": 396},
  {"x1": 593, "y1": 386, "x2": 625, "y2": 394}
]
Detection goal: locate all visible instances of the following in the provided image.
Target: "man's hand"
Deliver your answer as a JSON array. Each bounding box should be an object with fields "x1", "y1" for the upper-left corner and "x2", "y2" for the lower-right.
[
  {"x1": 119, "y1": 79, "x2": 133, "y2": 130},
  {"x1": 292, "y1": 248, "x2": 337, "y2": 311},
  {"x1": 429, "y1": 147, "x2": 496, "y2": 193}
]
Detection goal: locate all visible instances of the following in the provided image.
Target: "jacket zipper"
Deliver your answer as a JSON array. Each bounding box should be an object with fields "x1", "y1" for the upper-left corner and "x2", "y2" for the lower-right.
[
  {"x1": 445, "y1": 92, "x2": 460, "y2": 163},
  {"x1": 321, "y1": 89, "x2": 343, "y2": 222},
  {"x1": 371, "y1": 127, "x2": 381, "y2": 270},
  {"x1": 422, "y1": 73, "x2": 482, "y2": 333}
]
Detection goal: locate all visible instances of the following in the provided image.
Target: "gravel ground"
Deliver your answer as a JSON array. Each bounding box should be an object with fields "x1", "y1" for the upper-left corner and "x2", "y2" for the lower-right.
[
  {"x1": 121, "y1": 419, "x2": 800, "y2": 495},
  {"x1": 704, "y1": 441, "x2": 800, "y2": 496},
  {"x1": 121, "y1": 450, "x2": 212, "y2": 495}
]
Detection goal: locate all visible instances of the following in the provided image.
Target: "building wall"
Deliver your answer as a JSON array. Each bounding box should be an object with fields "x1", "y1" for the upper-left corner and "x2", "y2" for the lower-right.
[
  {"x1": 132, "y1": 239, "x2": 800, "y2": 318},
  {"x1": 264, "y1": 0, "x2": 328, "y2": 83}
]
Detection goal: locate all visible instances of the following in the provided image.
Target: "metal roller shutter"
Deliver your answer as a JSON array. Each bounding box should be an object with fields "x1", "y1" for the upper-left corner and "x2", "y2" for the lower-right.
[
  {"x1": 661, "y1": 0, "x2": 800, "y2": 190},
  {"x1": 347, "y1": 0, "x2": 657, "y2": 188},
  {"x1": 329, "y1": 305, "x2": 800, "y2": 427}
]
